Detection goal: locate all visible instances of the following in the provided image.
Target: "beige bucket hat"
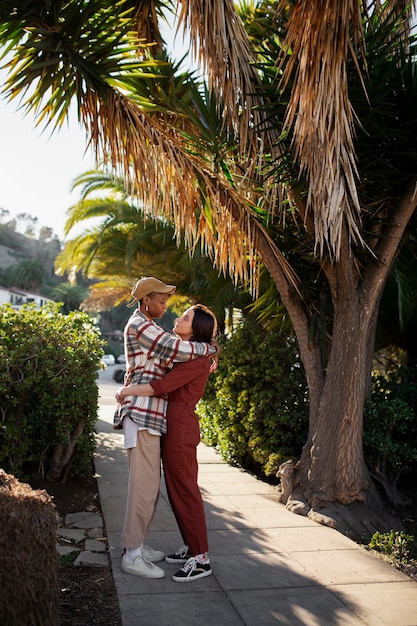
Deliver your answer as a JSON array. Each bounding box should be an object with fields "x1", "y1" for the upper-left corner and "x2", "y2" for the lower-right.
[{"x1": 127, "y1": 276, "x2": 176, "y2": 307}]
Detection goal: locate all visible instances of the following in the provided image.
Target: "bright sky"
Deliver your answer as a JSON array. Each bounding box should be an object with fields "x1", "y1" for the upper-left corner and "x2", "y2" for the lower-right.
[
  {"x1": 0, "y1": 81, "x2": 96, "y2": 240},
  {"x1": 0, "y1": 19, "x2": 189, "y2": 241}
]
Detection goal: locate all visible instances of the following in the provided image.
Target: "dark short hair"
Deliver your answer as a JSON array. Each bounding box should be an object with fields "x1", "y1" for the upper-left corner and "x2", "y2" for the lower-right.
[{"x1": 191, "y1": 305, "x2": 217, "y2": 343}]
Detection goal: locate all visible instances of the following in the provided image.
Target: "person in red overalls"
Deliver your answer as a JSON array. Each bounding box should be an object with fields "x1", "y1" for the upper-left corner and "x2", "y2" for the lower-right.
[{"x1": 116, "y1": 304, "x2": 218, "y2": 582}]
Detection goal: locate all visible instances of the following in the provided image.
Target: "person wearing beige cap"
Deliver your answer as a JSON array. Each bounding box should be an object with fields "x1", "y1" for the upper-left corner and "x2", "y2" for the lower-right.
[
  {"x1": 116, "y1": 303, "x2": 219, "y2": 582},
  {"x1": 114, "y1": 277, "x2": 219, "y2": 580}
]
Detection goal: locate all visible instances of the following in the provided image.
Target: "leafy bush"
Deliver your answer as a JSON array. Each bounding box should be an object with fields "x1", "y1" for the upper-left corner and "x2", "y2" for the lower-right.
[
  {"x1": 369, "y1": 530, "x2": 416, "y2": 564},
  {"x1": 363, "y1": 366, "x2": 417, "y2": 503},
  {"x1": 0, "y1": 303, "x2": 104, "y2": 479},
  {"x1": 197, "y1": 317, "x2": 309, "y2": 478},
  {"x1": 198, "y1": 316, "x2": 417, "y2": 496}
]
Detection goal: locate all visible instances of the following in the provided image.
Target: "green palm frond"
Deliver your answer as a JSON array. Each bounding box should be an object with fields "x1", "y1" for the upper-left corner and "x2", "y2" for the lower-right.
[
  {"x1": 0, "y1": 1, "x2": 152, "y2": 122},
  {"x1": 56, "y1": 168, "x2": 252, "y2": 326},
  {"x1": 2, "y1": 0, "x2": 416, "y2": 295},
  {"x1": 70, "y1": 170, "x2": 128, "y2": 201},
  {"x1": 0, "y1": 0, "x2": 298, "y2": 291}
]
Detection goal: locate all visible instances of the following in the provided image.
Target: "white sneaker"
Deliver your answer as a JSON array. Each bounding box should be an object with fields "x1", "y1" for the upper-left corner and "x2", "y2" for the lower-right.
[
  {"x1": 141, "y1": 544, "x2": 165, "y2": 563},
  {"x1": 121, "y1": 555, "x2": 165, "y2": 579}
]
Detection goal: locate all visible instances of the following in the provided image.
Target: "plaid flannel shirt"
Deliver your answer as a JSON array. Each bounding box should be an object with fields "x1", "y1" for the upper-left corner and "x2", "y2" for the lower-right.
[{"x1": 113, "y1": 310, "x2": 215, "y2": 433}]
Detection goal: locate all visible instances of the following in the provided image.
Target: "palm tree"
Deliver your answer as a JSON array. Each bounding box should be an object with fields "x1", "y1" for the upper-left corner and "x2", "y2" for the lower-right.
[
  {"x1": 56, "y1": 170, "x2": 250, "y2": 330},
  {"x1": 1, "y1": 0, "x2": 417, "y2": 536},
  {"x1": 8, "y1": 258, "x2": 45, "y2": 292},
  {"x1": 50, "y1": 282, "x2": 89, "y2": 313}
]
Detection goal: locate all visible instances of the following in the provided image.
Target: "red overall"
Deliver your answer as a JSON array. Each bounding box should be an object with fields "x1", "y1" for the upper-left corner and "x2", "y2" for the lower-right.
[{"x1": 150, "y1": 357, "x2": 210, "y2": 556}]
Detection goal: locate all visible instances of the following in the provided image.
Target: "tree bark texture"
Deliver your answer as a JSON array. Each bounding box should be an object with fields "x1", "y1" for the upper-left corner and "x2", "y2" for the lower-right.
[
  {"x1": 46, "y1": 419, "x2": 85, "y2": 482},
  {"x1": 260, "y1": 178, "x2": 417, "y2": 534}
]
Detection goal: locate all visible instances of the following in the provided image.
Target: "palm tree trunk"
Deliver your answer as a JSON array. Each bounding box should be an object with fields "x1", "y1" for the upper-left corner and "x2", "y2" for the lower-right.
[
  {"x1": 297, "y1": 282, "x2": 371, "y2": 506},
  {"x1": 270, "y1": 179, "x2": 417, "y2": 536},
  {"x1": 254, "y1": 227, "x2": 324, "y2": 423}
]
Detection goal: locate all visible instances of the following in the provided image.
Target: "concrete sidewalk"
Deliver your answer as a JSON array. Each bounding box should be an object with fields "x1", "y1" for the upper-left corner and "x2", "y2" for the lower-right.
[{"x1": 95, "y1": 377, "x2": 417, "y2": 626}]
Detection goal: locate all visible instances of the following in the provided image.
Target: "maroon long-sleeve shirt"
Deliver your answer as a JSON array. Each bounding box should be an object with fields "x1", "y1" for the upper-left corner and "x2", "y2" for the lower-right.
[{"x1": 149, "y1": 357, "x2": 210, "y2": 412}]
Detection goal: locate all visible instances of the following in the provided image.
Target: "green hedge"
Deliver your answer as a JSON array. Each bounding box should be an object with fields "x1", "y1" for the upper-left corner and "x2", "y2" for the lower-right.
[
  {"x1": 198, "y1": 316, "x2": 417, "y2": 498},
  {"x1": 197, "y1": 318, "x2": 309, "y2": 479},
  {"x1": 0, "y1": 303, "x2": 104, "y2": 479},
  {"x1": 363, "y1": 366, "x2": 417, "y2": 498}
]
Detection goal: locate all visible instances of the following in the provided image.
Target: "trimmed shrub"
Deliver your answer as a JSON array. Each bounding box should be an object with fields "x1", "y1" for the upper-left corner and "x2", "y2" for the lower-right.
[
  {"x1": 0, "y1": 303, "x2": 104, "y2": 480},
  {"x1": 198, "y1": 319, "x2": 417, "y2": 497},
  {"x1": 197, "y1": 317, "x2": 309, "y2": 479},
  {"x1": 0, "y1": 470, "x2": 59, "y2": 625}
]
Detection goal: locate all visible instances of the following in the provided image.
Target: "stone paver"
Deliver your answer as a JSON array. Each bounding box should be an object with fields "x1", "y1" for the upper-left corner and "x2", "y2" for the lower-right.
[{"x1": 57, "y1": 505, "x2": 109, "y2": 567}]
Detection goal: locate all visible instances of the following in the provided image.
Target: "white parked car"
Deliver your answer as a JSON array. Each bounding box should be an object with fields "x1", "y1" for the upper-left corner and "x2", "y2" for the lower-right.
[{"x1": 101, "y1": 354, "x2": 116, "y2": 366}]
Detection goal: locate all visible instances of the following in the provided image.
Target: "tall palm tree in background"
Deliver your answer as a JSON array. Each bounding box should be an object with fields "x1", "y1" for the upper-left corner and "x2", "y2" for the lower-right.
[
  {"x1": 50, "y1": 282, "x2": 89, "y2": 313},
  {"x1": 8, "y1": 258, "x2": 44, "y2": 292},
  {"x1": 1, "y1": 0, "x2": 417, "y2": 536},
  {"x1": 56, "y1": 169, "x2": 249, "y2": 330}
]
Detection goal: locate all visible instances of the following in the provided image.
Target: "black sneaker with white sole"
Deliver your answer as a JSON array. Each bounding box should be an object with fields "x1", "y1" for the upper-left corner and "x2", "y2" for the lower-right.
[
  {"x1": 172, "y1": 557, "x2": 212, "y2": 583},
  {"x1": 165, "y1": 545, "x2": 191, "y2": 564}
]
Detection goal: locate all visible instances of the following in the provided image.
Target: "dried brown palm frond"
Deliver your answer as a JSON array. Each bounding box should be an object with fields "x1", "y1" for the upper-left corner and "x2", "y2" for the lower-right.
[
  {"x1": 176, "y1": 0, "x2": 263, "y2": 149},
  {"x1": 80, "y1": 84, "x2": 300, "y2": 297},
  {"x1": 133, "y1": 0, "x2": 165, "y2": 55},
  {"x1": 374, "y1": 0, "x2": 417, "y2": 50},
  {"x1": 174, "y1": 0, "x2": 293, "y2": 252},
  {"x1": 83, "y1": 91, "x2": 232, "y2": 266},
  {"x1": 80, "y1": 283, "x2": 132, "y2": 312},
  {"x1": 279, "y1": 0, "x2": 365, "y2": 260}
]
